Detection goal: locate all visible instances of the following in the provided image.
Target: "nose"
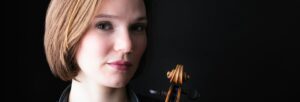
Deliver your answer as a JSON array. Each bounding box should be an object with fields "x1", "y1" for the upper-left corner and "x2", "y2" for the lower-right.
[{"x1": 114, "y1": 29, "x2": 133, "y2": 54}]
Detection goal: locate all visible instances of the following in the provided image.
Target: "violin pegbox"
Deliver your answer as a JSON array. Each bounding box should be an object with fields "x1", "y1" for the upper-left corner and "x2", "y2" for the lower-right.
[{"x1": 165, "y1": 64, "x2": 190, "y2": 102}]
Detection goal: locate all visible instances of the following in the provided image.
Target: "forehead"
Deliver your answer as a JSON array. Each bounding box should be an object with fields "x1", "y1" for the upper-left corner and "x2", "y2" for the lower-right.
[{"x1": 95, "y1": 0, "x2": 146, "y2": 18}]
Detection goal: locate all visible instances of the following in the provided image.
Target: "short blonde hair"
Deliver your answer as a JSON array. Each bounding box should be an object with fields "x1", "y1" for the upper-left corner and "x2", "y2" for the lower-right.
[{"x1": 44, "y1": 0, "x2": 100, "y2": 81}]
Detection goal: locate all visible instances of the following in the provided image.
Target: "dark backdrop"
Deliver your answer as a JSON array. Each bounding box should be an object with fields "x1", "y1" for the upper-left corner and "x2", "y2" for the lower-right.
[{"x1": 7, "y1": 0, "x2": 299, "y2": 102}]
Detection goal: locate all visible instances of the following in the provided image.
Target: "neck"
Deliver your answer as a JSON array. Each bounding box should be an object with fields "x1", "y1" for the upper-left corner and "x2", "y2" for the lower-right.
[{"x1": 69, "y1": 79, "x2": 128, "y2": 102}]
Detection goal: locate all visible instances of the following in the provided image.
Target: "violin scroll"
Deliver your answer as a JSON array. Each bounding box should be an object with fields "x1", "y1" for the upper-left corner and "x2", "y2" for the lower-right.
[{"x1": 165, "y1": 64, "x2": 190, "y2": 102}]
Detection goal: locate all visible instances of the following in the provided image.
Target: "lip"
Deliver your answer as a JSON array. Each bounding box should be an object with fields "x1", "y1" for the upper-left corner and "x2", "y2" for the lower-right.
[{"x1": 107, "y1": 60, "x2": 132, "y2": 71}]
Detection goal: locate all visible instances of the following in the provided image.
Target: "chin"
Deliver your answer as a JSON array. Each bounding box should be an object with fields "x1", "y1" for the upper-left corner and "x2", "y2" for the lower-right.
[
  {"x1": 104, "y1": 78, "x2": 130, "y2": 88},
  {"x1": 108, "y1": 82, "x2": 128, "y2": 88}
]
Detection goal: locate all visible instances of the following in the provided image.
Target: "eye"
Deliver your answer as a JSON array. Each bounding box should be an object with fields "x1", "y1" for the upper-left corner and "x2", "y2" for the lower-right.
[
  {"x1": 96, "y1": 21, "x2": 113, "y2": 31},
  {"x1": 130, "y1": 23, "x2": 147, "y2": 32}
]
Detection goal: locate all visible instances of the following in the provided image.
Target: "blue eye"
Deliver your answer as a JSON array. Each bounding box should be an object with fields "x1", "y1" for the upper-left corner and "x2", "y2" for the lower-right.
[
  {"x1": 96, "y1": 21, "x2": 113, "y2": 31},
  {"x1": 130, "y1": 23, "x2": 147, "y2": 32}
]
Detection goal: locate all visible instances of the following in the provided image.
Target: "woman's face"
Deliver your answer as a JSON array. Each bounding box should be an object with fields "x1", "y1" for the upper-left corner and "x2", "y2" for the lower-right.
[{"x1": 75, "y1": 0, "x2": 147, "y2": 88}]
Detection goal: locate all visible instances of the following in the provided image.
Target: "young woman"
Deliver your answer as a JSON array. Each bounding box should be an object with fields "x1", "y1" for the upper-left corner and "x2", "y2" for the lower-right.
[{"x1": 44, "y1": 0, "x2": 159, "y2": 101}]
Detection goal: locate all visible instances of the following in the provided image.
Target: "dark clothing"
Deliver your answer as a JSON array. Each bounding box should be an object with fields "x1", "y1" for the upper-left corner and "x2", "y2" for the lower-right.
[
  {"x1": 136, "y1": 94, "x2": 164, "y2": 102},
  {"x1": 57, "y1": 85, "x2": 70, "y2": 102},
  {"x1": 58, "y1": 85, "x2": 163, "y2": 102}
]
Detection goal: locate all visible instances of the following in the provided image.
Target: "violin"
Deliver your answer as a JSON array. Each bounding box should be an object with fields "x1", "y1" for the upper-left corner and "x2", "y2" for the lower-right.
[
  {"x1": 165, "y1": 64, "x2": 190, "y2": 102},
  {"x1": 148, "y1": 64, "x2": 200, "y2": 102}
]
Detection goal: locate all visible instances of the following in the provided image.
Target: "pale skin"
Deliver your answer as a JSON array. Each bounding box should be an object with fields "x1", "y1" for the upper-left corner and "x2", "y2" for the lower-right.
[{"x1": 69, "y1": 0, "x2": 147, "y2": 102}]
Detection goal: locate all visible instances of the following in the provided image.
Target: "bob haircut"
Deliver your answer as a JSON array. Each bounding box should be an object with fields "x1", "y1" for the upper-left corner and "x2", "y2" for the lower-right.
[
  {"x1": 44, "y1": 0, "x2": 101, "y2": 81},
  {"x1": 44, "y1": 0, "x2": 148, "y2": 81}
]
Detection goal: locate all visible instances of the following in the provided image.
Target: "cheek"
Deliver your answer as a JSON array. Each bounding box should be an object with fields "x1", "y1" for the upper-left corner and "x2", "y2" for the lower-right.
[
  {"x1": 76, "y1": 34, "x2": 111, "y2": 69},
  {"x1": 134, "y1": 36, "x2": 147, "y2": 58},
  {"x1": 80, "y1": 40, "x2": 106, "y2": 57}
]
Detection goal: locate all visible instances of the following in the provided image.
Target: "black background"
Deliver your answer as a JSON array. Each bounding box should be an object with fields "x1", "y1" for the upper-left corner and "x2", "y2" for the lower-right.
[{"x1": 6, "y1": 0, "x2": 299, "y2": 102}]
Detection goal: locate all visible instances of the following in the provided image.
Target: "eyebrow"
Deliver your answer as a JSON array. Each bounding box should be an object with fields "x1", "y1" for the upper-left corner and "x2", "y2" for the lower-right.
[
  {"x1": 95, "y1": 14, "x2": 147, "y2": 22},
  {"x1": 95, "y1": 14, "x2": 119, "y2": 18}
]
